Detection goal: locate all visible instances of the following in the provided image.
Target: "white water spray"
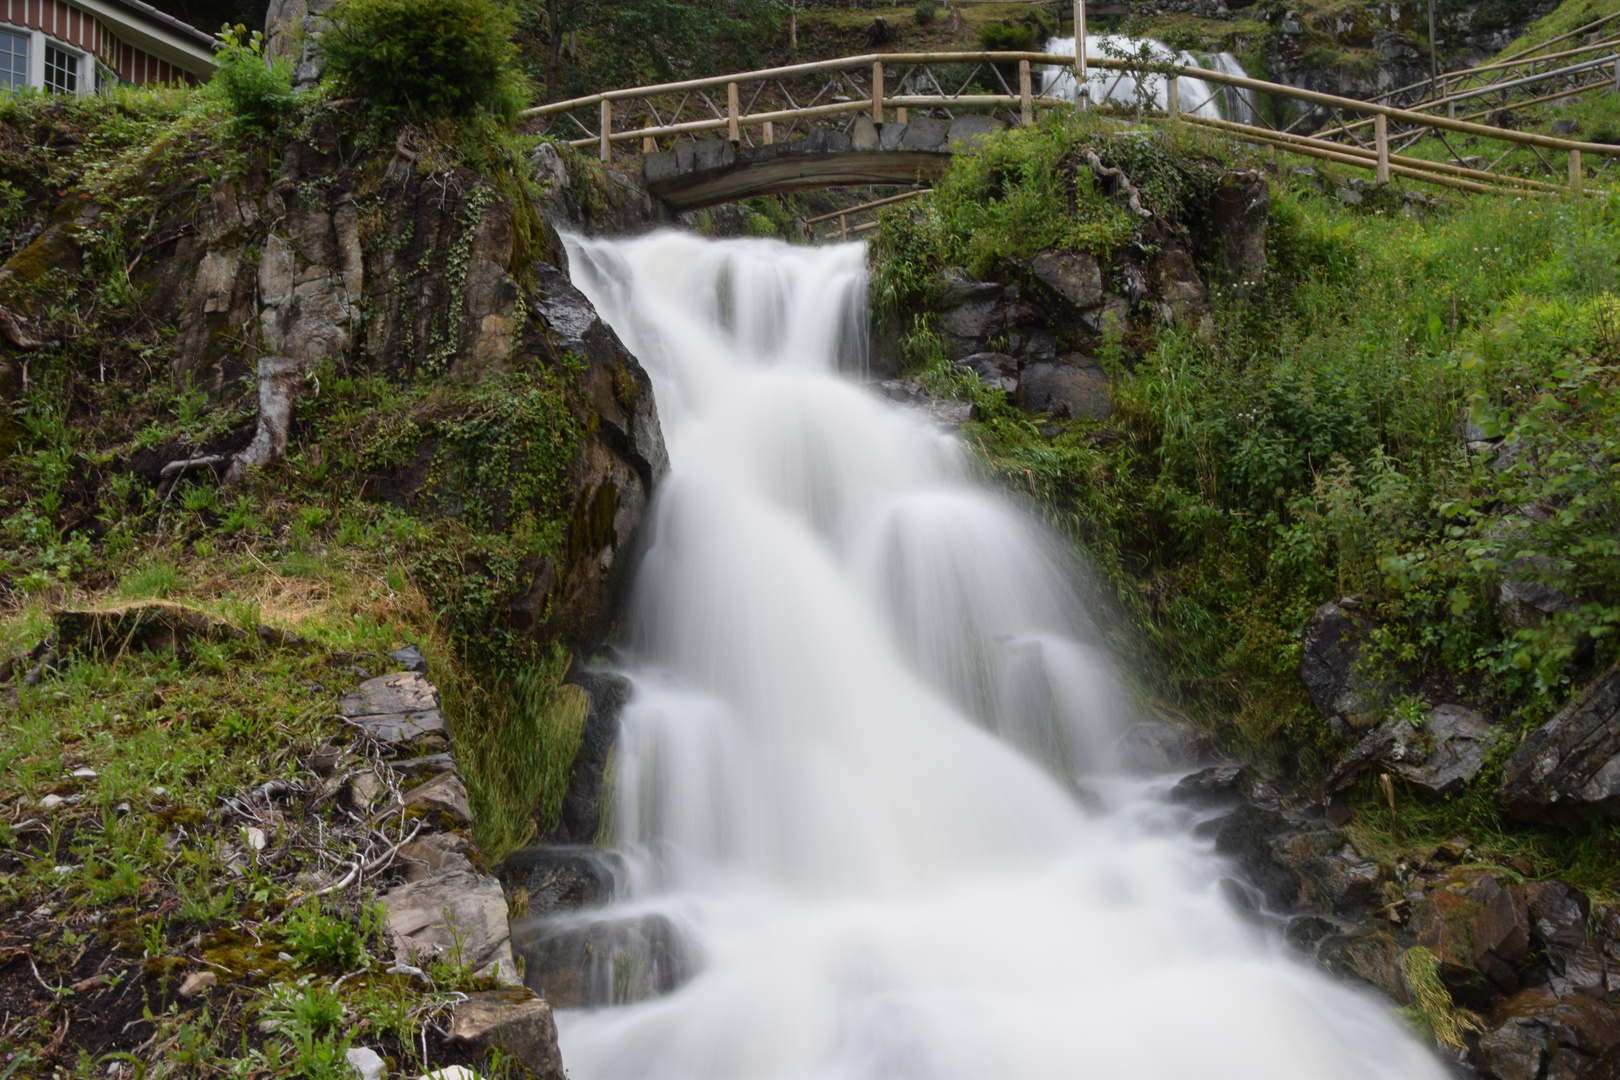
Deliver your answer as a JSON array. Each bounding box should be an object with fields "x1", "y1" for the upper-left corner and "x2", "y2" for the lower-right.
[
  {"x1": 1044, "y1": 35, "x2": 1260, "y2": 125},
  {"x1": 548, "y1": 230, "x2": 1443, "y2": 1078}
]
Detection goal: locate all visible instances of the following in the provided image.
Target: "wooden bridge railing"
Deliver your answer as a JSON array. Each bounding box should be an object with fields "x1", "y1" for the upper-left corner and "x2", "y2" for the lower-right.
[{"x1": 523, "y1": 48, "x2": 1620, "y2": 198}]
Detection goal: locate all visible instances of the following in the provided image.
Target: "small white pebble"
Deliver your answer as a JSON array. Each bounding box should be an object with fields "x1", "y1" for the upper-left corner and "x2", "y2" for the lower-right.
[
  {"x1": 278, "y1": 951, "x2": 296, "y2": 963},
  {"x1": 243, "y1": 826, "x2": 267, "y2": 851},
  {"x1": 52, "y1": 865, "x2": 73, "y2": 875},
  {"x1": 151, "y1": 787, "x2": 169, "y2": 798},
  {"x1": 70, "y1": 768, "x2": 98, "y2": 779},
  {"x1": 115, "y1": 802, "x2": 132, "y2": 814},
  {"x1": 39, "y1": 794, "x2": 65, "y2": 810}
]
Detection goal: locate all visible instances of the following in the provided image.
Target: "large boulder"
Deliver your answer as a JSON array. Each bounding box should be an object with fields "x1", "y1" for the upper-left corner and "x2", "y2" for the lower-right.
[
  {"x1": 1300, "y1": 597, "x2": 1386, "y2": 728},
  {"x1": 1478, "y1": 987, "x2": 1620, "y2": 1080},
  {"x1": 498, "y1": 845, "x2": 625, "y2": 917},
  {"x1": 548, "y1": 669, "x2": 632, "y2": 844},
  {"x1": 1388, "y1": 704, "x2": 1497, "y2": 799},
  {"x1": 1500, "y1": 664, "x2": 1620, "y2": 827},
  {"x1": 449, "y1": 989, "x2": 565, "y2": 1080},
  {"x1": 1017, "y1": 357, "x2": 1111, "y2": 420},
  {"x1": 379, "y1": 868, "x2": 521, "y2": 984},
  {"x1": 1416, "y1": 871, "x2": 1533, "y2": 1007},
  {"x1": 513, "y1": 912, "x2": 692, "y2": 1008},
  {"x1": 1211, "y1": 171, "x2": 1269, "y2": 291}
]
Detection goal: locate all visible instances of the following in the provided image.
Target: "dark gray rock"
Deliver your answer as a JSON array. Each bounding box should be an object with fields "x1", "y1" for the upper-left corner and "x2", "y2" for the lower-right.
[
  {"x1": 549, "y1": 669, "x2": 631, "y2": 844},
  {"x1": 1168, "y1": 765, "x2": 1248, "y2": 805},
  {"x1": 900, "y1": 118, "x2": 949, "y2": 151},
  {"x1": 1315, "y1": 927, "x2": 1408, "y2": 1004},
  {"x1": 499, "y1": 845, "x2": 625, "y2": 917},
  {"x1": 1029, "y1": 250, "x2": 1103, "y2": 310},
  {"x1": 514, "y1": 912, "x2": 692, "y2": 1008},
  {"x1": 340, "y1": 671, "x2": 448, "y2": 746},
  {"x1": 1300, "y1": 597, "x2": 1379, "y2": 724},
  {"x1": 1117, "y1": 714, "x2": 1212, "y2": 773},
  {"x1": 956, "y1": 352, "x2": 1017, "y2": 394},
  {"x1": 1017, "y1": 358, "x2": 1110, "y2": 420},
  {"x1": 879, "y1": 122, "x2": 909, "y2": 151},
  {"x1": 1388, "y1": 704, "x2": 1496, "y2": 799},
  {"x1": 946, "y1": 115, "x2": 1006, "y2": 151},
  {"x1": 1204, "y1": 803, "x2": 1301, "y2": 910},
  {"x1": 1499, "y1": 577, "x2": 1581, "y2": 631},
  {"x1": 1212, "y1": 171, "x2": 1268, "y2": 290},
  {"x1": 874, "y1": 379, "x2": 973, "y2": 427},
  {"x1": 1501, "y1": 663, "x2": 1620, "y2": 827},
  {"x1": 389, "y1": 643, "x2": 428, "y2": 673},
  {"x1": 851, "y1": 114, "x2": 880, "y2": 150}
]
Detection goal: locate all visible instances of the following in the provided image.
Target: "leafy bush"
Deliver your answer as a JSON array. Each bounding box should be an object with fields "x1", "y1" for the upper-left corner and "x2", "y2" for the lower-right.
[
  {"x1": 282, "y1": 900, "x2": 380, "y2": 970},
  {"x1": 915, "y1": 1, "x2": 937, "y2": 25},
  {"x1": 319, "y1": 0, "x2": 529, "y2": 119},
  {"x1": 979, "y1": 22, "x2": 1037, "y2": 51},
  {"x1": 209, "y1": 26, "x2": 295, "y2": 132}
]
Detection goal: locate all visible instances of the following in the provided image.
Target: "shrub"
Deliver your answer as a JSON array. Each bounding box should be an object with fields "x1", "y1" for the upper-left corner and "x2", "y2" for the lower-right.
[
  {"x1": 318, "y1": 0, "x2": 529, "y2": 119},
  {"x1": 915, "y1": 1, "x2": 937, "y2": 26},
  {"x1": 979, "y1": 22, "x2": 1037, "y2": 51},
  {"x1": 210, "y1": 26, "x2": 296, "y2": 132}
]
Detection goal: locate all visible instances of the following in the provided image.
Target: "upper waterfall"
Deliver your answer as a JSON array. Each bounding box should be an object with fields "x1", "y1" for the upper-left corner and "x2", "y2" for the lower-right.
[
  {"x1": 1043, "y1": 35, "x2": 1260, "y2": 125},
  {"x1": 545, "y1": 229, "x2": 1444, "y2": 1079}
]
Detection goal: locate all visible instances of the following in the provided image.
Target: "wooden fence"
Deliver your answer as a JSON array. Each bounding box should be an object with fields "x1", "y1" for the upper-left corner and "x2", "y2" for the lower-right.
[{"x1": 523, "y1": 47, "x2": 1620, "y2": 198}]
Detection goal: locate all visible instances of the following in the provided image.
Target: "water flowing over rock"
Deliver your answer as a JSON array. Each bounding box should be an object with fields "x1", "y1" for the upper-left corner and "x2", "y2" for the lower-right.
[{"x1": 533, "y1": 229, "x2": 1447, "y2": 1079}]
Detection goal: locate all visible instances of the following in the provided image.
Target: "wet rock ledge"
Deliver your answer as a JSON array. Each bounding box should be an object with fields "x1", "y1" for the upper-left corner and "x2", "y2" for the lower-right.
[{"x1": 1156, "y1": 677, "x2": 1620, "y2": 1080}]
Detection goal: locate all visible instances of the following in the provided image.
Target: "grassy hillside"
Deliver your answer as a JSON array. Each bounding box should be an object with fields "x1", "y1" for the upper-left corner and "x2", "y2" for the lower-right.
[{"x1": 870, "y1": 108, "x2": 1620, "y2": 892}]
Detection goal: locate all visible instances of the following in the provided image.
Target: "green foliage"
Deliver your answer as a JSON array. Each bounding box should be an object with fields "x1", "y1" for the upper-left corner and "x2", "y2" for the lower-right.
[
  {"x1": 529, "y1": 0, "x2": 785, "y2": 99},
  {"x1": 209, "y1": 25, "x2": 296, "y2": 134},
  {"x1": 978, "y1": 22, "x2": 1037, "y2": 50},
  {"x1": 448, "y1": 644, "x2": 590, "y2": 861},
  {"x1": 870, "y1": 112, "x2": 1234, "y2": 313},
  {"x1": 915, "y1": 1, "x2": 937, "y2": 26},
  {"x1": 320, "y1": 0, "x2": 530, "y2": 119},
  {"x1": 282, "y1": 899, "x2": 381, "y2": 970}
]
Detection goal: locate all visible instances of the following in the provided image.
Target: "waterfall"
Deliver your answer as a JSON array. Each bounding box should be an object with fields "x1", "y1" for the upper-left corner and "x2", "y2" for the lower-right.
[
  {"x1": 1044, "y1": 35, "x2": 1260, "y2": 125},
  {"x1": 545, "y1": 230, "x2": 1444, "y2": 1079}
]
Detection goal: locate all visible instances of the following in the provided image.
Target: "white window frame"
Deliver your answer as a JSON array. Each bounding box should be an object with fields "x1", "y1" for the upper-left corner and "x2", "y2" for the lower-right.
[
  {"x1": 0, "y1": 26, "x2": 28, "y2": 92},
  {"x1": 41, "y1": 36, "x2": 87, "y2": 96}
]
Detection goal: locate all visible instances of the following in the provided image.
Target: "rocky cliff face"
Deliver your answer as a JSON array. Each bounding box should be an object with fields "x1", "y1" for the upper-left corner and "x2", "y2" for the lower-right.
[
  {"x1": 1135, "y1": 0, "x2": 1560, "y2": 126},
  {"x1": 0, "y1": 109, "x2": 672, "y2": 651}
]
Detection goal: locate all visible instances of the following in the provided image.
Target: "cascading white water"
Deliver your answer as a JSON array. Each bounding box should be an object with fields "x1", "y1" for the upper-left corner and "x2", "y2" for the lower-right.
[
  {"x1": 1044, "y1": 35, "x2": 1260, "y2": 125},
  {"x1": 548, "y1": 229, "x2": 1444, "y2": 1079}
]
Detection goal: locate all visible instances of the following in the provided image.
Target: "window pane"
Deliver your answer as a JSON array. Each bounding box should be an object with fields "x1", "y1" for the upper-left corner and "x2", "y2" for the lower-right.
[
  {"x1": 0, "y1": 30, "x2": 26, "y2": 91},
  {"x1": 45, "y1": 45, "x2": 78, "y2": 95}
]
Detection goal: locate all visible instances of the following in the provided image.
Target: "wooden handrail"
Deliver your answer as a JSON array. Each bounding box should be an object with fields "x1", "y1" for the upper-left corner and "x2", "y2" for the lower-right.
[
  {"x1": 1188, "y1": 114, "x2": 1565, "y2": 192},
  {"x1": 804, "y1": 189, "x2": 924, "y2": 224},
  {"x1": 1337, "y1": 46, "x2": 1619, "y2": 133},
  {"x1": 531, "y1": 51, "x2": 1620, "y2": 159},
  {"x1": 522, "y1": 51, "x2": 1072, "y2": 118}
]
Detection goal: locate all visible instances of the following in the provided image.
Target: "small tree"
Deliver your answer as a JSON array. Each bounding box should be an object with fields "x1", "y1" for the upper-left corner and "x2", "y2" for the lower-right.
[
  {"x1": 319, "y1": 0, "x2": 530, "y2": 119},
  {"x1": 210, "y1": 25, "x2": 295, "y2": 132}
]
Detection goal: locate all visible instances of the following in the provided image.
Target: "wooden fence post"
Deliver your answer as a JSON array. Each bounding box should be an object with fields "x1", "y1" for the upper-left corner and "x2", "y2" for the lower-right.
[
  {"x1": 1019, "y1": 59, "x2": 1032, "y2": 125},
  {"x1": 840, "y1": 213, "x2": 848, "y2": 241},
  {"x1": 898, "y1": 107, "x2": 908, "y2": 124},
  {"x1": 763, "y1": 121, "x2": 775, "y2": 145},
  {"x1": 1571, "y1": 148, "x2": 1584, "y2": 197},
  {"x1": 1375, "y1": 112, "x2": 1389, "y2": 182},
  {"x1": 727, "y1": 82, "x2": 740, "y2": 142},
  {"x1": 1167, "y1": 73, "x2": 1178, "y2": 120},
  {"x1": 1074, "y1": 0, "x2": 1088, "y2": 111},
  {"x1": 599, "y1": 99, "x2": 611, "y2": 162},
  {"x1": 873, "y1": 61, "x2": 885, "y2": 125},
  {"x1": 642, "y1": 119, "x2": 656, "y2": 153}
]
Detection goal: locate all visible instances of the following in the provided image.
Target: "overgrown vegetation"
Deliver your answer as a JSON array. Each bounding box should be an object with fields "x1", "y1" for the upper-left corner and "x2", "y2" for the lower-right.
[
  {"x1": 872, "y1": 107, "x2": 1620, "y2": 888},
  {"x1": 321, "y1": 0, "x2": 531, "y2": 119}
]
